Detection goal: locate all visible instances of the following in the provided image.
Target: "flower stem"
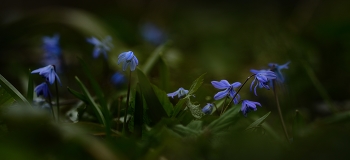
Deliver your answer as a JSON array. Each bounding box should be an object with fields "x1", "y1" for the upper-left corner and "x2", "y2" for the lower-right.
[
  {"x1": 53, "y1": 65, "x2": 60, "y2": 122},
  {"x1": 46, "y1": 82, "x2": 55, "y2": 120},
  {"x1": 222, "y1": 74, "x2": 256, "y2": 114},
  {"x1": 123, "y1": 71, "x2": 132, "y2": 133},
  {"x1": 273, "y1": 80, "x2": 290, "y2": 142},
  {"x1": 117, "y1": 96, "x2": 122, "y2": 131},
  {"x1": 220, "y1": 97, "x2": 228, "y2": 115}
]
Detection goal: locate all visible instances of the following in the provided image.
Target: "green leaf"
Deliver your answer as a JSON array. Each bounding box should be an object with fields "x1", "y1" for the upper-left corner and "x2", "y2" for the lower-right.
[
  {"x1": 187, "y1": 73, "x2": 206, "y2": 97},
  {"x1": 207, "y1": 106, "x2": 241, "y2": 133},
  {"x1": 78, "y1": 58, "x2": 110, "y2": 132},
  {"x1": 151, "y1": 84, "x2": 173, "y2": 117},
  {"x1": 172, "y1": 98, "x2": 187, "y2": 118},
  {"x1": 75, "y1": 76, "x2": 106, "y2": 125},
  {"x1": 0, "y1": 87, "x2": 15, "y2": 109},
  {"x1": 186, "y1": 120, "x2": 202, "y2": 131},
  {"x1": 133, "y1": 84, "x2": 144, "y2": 138},
  {"x1": 142, "y1": 41, "x2": 172, "y2": 75},
  {"x1": 26, "y1": 69, "x2": 33, "y2": 103},
  {"x1": 0, "y1": 74, "x2": 31, "y2": 106},
  {"x1": 245, "y1": 111, "x2": 271, "y2": 130},
  {"x1": 67, "y1": 87, "x2": 89, "y2": 103},
  {"x1": 136, "y1": 68, "x2": 168, "y2": 125},
  {"x1": 293, "y1": 110, "x2": 306, "y2": 139},
  {"x1": 323, "y1": 110, "x2": 350, "y2": 124},
  {"x1": 172, "y1": 124, "x2": 201, "y2": 137},
  {"x1": 158, "y1": 57, "x2": 170, "y2": 91}
]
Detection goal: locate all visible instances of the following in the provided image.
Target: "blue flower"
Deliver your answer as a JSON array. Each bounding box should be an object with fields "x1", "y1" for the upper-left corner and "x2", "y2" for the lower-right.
[
  {"x1": 241, "y1": 100, "x2": 261, "y2": 117},
  {"x1": 167, "y1": 87, "x2": 189, "y2": 98},
  {"x1": 42, "y1": 34, "x2": 61, "y2": 56},
  {"x1": 31, "y1": 65, "x2": 61, "y2": 85},
  {"x1": 268, "y1": 61, "x2": 290, "y2": 82},
  {"x1": 202, "y1": 103, "x2": 214, "y2": 115},
  {"x1": 117, "y1": 51, "x2": 139, "y2": 71},
  {"x1": 111, "y1": 72, "x2": 125, "y2": 86},
  {"x1": 211, "y1": 80, "x2": 241, "y2": 104},
  {"x1": 141, "y1": 22, "x2": 167, "y2": 46},
  {"x1": 250, "y1": 69, "x2": 276, "y2": 96},
  {"x1": 86, "y1": 36, "x2": 113, "y2": 59},
  {"x1": 34, "y1": 82, "x2": 51, "y2": 98}
]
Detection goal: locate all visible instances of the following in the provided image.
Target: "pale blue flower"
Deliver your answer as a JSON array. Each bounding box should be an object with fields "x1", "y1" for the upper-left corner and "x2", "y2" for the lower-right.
[
  {"x1": 117, "y1": 51, "x2": 139, "y2": 71},
  {"x1": 87, "y1": 36, "x2": 113, "y2": 59},
  {"x1": 167, "y1": 87, "x2": 188, "y2": 98},
  {"x1": 42, "y1": 34, "x2": 61, "y2": 56},
  {"x1": 34, "y1": 82, "x2": 51, "y2": 98},
  {"x1": 211, "y1": 80, "x2": 241, "y2": 104},
  {"x1": 111, "y1": 72, "x2": 125, "y2": 86},
  {"x1": 250, "y1": 69, "x2": 276, "y2": 96},
  {"x1": 268, "y1": 61, "x2": 290, "y2": 82},
  {"x1": 241, "y1": 100, "x2": 261, "y2": 117},
  {"x1": 202, "y1": 103, "x2": 214, "y2": 115},
  {"x1": 31, "y1": 65, "x2": 61, "y2": 85}
]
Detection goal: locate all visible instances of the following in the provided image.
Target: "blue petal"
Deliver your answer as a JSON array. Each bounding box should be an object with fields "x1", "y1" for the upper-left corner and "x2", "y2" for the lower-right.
[
  {"x1": 211, "y1": 80, "x2": 230, "y2": 89},
  {"x1": 231, "y1": 82, "x2": 242, "y2": 88},
  {"x1": 214, "y1": 89, "x2": 229, "y2": 100}
]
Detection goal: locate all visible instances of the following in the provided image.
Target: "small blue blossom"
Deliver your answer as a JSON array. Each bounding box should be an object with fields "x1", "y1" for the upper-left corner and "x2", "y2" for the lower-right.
[
  {"x1": 111, "y1": 72, "x2": 125, "y2": 86},
  {"x1": 268, "y1": 61, "x2": 290, "y2": 82},
  {"x1": 167, "y1": 87, "x2": 189, "y2": 98},
  {"x1": 250, "y1": 69, "x2": 277, "y2": 96},
  {"x1": 31, "y1": 65, "x2": 61, "y2": 85},
  {"x1": 86, "y1": 36, "x2": 113, "y2": 59},
  {"x1": 241, "y1": 100, "x2": 261, "y2": 117},
  {"x1": 141, "y1": 22, "x2": 167, "y2": 46},
  {"x1": 42, "y1": 34, "x2": 61, "y2": 56},
  {"x1": 211, "y1": 80, "x2": 241, "y2": 104},
  {"x1": 202, "y1": 103, "x2": 214, "y2": 115},
  {"x1": 34, "y1": 82, "x2": 51, "y2": 98},
  {"x1": 117, "y1": 51, "x2": 139, "y2": 71}
]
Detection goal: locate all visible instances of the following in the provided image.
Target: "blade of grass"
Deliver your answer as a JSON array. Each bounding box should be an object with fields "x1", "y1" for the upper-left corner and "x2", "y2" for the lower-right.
[
  {"x1": 27, "y1": 69, "x2": 33, "y2": 103},
  {"x1": 0, "y1": 74, "x2": 31, "y2": 106}
]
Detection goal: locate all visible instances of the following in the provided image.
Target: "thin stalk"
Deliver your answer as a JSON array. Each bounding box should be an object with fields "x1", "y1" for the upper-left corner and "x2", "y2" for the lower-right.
[
  {"x1": 53, "y1": 65, "x2": 60, "y2": 122},
  {"x1": 46, "y1": 82, "x2": 55, "y2": 120},
  {"x1": 219, "y1": 97, "x2": 228, "y2": 115},
  {"x1": 222, "y1": 74, "x2": 256, "y2": 114},
  {"x1": 117, "y1": 96, "x2": 122, "y2": 131},
  {"x1": 273, "y1": 80, "x2": 290, "y2": 142},
  {"x1": 123, "y1": 71, "x2": 132, "y2": 132}
]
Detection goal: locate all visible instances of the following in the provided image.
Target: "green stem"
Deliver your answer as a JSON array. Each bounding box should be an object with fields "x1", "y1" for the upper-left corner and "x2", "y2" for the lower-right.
[
  {"x1": 222, "y1": 74, "x2": 256, "y2": 114},
  {"x1": 123, "y1": 71, "x2": 132, "y2": 133},
  {"x1": 219, "y1": 97, "x2": 228, "y2": 115},
  {"x1": 53, "y1": 65, "x2": 60, "y2": 122},
  {"x1": 273, "y1": 80, "x2": 290, "y2": 142},
  {"x1": 46, "y1": 82, "x2": 55, "y2": 120},
  {"x1": 117, "y1": 96, "x2": 122, "y2": 131}
]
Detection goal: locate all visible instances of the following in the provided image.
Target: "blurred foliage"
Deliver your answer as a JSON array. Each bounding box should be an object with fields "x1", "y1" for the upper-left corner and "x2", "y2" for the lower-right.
[{"x1": 1, "y1": 0, "x2": 350, "y2": 159}]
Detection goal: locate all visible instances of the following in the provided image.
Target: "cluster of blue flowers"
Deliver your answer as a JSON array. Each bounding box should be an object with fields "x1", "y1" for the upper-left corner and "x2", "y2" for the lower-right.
[{"x1": 167, "y1": 61, "x2": 290, "y2": 117}]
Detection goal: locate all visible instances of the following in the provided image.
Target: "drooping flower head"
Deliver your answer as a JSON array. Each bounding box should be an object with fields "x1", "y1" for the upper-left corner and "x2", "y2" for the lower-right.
[
  {"x1": 34, "y1": 82, "x2": 51, "y2": 98},
  {"x1": 202, "y1": 103, "x2": 214, "y2": 115},
  {"x1": 268, "y1": 61, "x2": 290, "y2": 82},
  {"x1": 31, "y1": 65, "x2": 61, "y2": 85},
  {"x1": 167, "y1": 87, "x2": 189, "y2": 98},
  {"x1": 86, "y1": 36, "x2": 113, "y2": 59},
  {"x1": 211, "y1": 80, "x2": 241, "y2": 104},
  {"x1": 241, "y1": 100, "x2": 261, "y2": 117},
  {"x1": 117, "y1": 51, "x2": 139, "y2": 71},
  {"x1": 250, "y1": 69, "x2": 276, "y2": 96},
  {"x1": 42, "y1": 34, "x2": 61, "y2": 56},
  {"x1": 111, "y1": 72, "x2": 125, "y2": 86}
]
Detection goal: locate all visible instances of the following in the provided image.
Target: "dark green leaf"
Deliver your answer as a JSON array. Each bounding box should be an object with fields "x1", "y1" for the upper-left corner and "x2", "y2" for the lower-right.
[
  {"x1": 151, "y1": 84, "x2": 173, "y2": 117},
  {"x1": 172, "y1": 124, "x2": 201, "y2": 137},
  {"x1": 186, "y1": 120, "x2": 202, "y2": 131},
  {"x1": 207, "y1": 106, "x2": 240, "y2": 133},
  {"x1": 245, "y1": 111, "x2": 271, "y2": 130},
  {"x1": 136, "y1": 68, "x2": 168, "y2": 125},
  {"x1": 0, "y1": 87, "x2": 15, "y2": 109},
  {"x1": 187, "y1": 73, "x2": 206, "y2": 97},
  {"x1": 0, "y1": 74, "x2": 31, "y2": 107},
  {"x1": 75, "y1": 76, "x2": 106, "y2": 125},
  {"x1": 134, "y1": 84, "x2": 144, "y2": 138},
  {"x1": 67, "y1": 87, "x2": 89, "y2": 103},
  {"x1": 172, "y1": 98, "x2": 187, "y2": 118}
]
